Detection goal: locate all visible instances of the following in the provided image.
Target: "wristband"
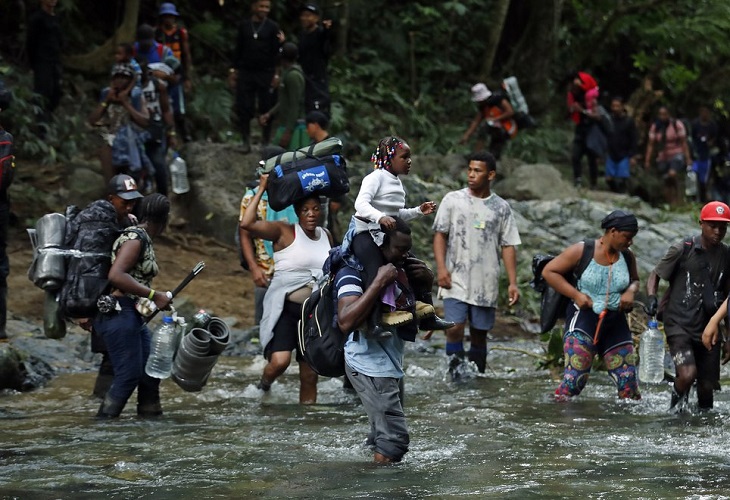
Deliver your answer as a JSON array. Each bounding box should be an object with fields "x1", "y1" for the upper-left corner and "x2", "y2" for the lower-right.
[
  {"x1": 169, "y1": 131, "x2": 177, "y2": 136},
  {"x1": 148, "y1": 289, "x2": 156, "y2": 300},
  {"x1": 101, "y1": 102, "x2": 108, "y2": 108}
]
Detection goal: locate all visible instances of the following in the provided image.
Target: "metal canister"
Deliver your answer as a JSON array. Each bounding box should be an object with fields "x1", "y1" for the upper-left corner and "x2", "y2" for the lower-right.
[{"x1": 192, "y1": 309, "x2": 211, "y2": 329}]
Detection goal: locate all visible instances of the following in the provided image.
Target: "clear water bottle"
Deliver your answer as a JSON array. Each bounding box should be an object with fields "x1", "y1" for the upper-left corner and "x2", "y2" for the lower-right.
[
  {"x1": 145, "y1": 316, "x2": 176, "y2": 379},
  {"x1": 639, "y1": 320, "x2": 665, "y2": 384},
  {"x1": 685, "y1": 168, "x2": 698, "y2": 198},
  {"x1": 169, "y1": 153, "x2": 190, "y2": 195}
]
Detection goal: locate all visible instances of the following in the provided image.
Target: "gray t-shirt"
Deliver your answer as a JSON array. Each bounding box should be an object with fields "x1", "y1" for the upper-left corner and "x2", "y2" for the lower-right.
[
  {"x1": 432, "y1": 189, "x2": 521, "y2": 308},
  {"x1": 653, "y1": 236, "x2": 730, "y2": 338}
]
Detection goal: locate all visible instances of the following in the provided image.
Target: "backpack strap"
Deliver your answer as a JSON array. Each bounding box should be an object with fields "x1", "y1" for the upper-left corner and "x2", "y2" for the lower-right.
[
  {"x1": 157, "y1": 43, "x2": 165, "y2": 60},
  {"x1": 574, "y1": 238, "x2": 595, "y2": 280}
]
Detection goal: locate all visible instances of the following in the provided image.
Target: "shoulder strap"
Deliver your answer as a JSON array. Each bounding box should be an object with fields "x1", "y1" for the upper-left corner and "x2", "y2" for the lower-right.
[
  {"x1": 621, "y1": 249, "x2": 637, "y2": 281},
  {"x1": 157, "y1": 43, "x2": 165, "y2": 59},
  {"x1": 575, "y1": 239, "x2": 595, "y2": 279}
]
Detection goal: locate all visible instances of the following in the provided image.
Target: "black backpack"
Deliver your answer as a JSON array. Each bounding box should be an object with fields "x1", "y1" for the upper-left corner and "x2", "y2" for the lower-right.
[
  {"x1": 531, "y1": 239, "x2": 635, "y2": 334},
  {"x1": 0, "y1": 129, "x2": 16, "y2": 195},
  {"x1": 58, "y1": 202, "x2": 148, "y2": 318},
  {"x1": 297, "y1": 247, "x2": 347, "y2": 377}
]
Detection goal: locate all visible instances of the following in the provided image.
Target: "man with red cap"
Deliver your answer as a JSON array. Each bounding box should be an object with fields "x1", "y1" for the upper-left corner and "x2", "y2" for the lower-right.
[{"x1": 647, "y1": 201, "x2": 730, "y2": 412}]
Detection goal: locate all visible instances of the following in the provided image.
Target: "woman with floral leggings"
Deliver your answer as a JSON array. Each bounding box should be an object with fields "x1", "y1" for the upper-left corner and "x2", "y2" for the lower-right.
[{"x1": 542, "y1": 210, "x2": 642, "y2": 400}]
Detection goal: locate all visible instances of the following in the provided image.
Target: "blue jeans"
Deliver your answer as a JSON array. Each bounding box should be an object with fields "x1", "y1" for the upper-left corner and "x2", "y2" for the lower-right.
[{"x1": 93, "y1": 296, "x2": 160, "y2": 409}]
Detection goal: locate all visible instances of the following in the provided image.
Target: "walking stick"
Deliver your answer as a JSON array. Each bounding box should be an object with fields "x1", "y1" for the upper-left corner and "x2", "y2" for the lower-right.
[{"x1": 145, "y1": 261, "x2": 206, "y2": 323}]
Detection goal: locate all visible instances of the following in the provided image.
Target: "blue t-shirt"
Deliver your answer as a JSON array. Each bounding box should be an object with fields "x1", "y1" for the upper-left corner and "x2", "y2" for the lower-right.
[{"x1": 335, "y1": 265, "x2": 405, "y2": 378}]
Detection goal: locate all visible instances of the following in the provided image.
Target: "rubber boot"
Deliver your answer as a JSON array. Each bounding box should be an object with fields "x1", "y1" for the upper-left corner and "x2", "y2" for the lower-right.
[
  {"x1": 448, "y1": 351, "x2": 466, "y2": 381},
  {"x1": 416, "y1": 292, "x2": 455, "y2": 331},
  {"x1": 257, "y1": 377, "x2": 272, "y2": 392},
  {"x1": 92, "y1": 354, "x2": 114, "y2": 399},
  {"x1": 96, "y1": 396, "x2": 125, "y2": 418},
  {"x1": 365, "y1": 306, "x2": 393, "y2": 340},
  {"x1": 468, "y1": 348, "x2": 488, "y2": 373},
  {"x1": 669, "y1": 386, "x2": 689, "y2": 413},
  {"x1": 137, "y1": 401, "x2": 163, "y2": 418}
]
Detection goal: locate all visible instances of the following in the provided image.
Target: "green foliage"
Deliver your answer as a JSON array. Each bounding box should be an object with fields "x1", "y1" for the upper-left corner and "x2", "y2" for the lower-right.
[
  {"x1": 538, "y1": 328, "x2": 564, "y2": 370},
  {"x1": 186, "y1": 75, "x2": 235, "y2": 142},
  {"x1": 0, "y1": 65, "x2": 94, "y2": 164}
]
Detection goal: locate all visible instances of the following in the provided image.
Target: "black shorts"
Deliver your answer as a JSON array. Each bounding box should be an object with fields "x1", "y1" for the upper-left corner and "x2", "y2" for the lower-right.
[
  {"x1": 666, "y1": 333, "x2": 721, "y2": 384},
  {"x1": 264, "y1": 300, "x2": 304, "y2": 362}
]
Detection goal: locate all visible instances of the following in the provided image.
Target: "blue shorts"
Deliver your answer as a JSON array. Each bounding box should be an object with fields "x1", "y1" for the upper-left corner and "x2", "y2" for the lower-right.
[
  {"x1": 693, "y1": 159, "x2": 711, "y2": 184},
  {"x1": 443, "y1": 299, "x2": 495, "y2": 331},
  {"x1": 605, "y1": 157, "x2": 630, "y2": 178}
]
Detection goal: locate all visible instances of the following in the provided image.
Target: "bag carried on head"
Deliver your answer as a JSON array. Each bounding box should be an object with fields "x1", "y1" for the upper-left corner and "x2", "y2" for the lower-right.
[
  {"x1": 297, "y1": 247, "x2": 347, "y2": 377},
  {"x1": 263, "y1": 137, "x2": 349, "y2": 212}
]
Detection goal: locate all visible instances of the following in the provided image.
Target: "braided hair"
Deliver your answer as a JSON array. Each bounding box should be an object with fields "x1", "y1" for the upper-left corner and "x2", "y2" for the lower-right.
[
  {"x1": 137, "y1": 193, "x2": 170, "y2": 225},
  {"x1": 371, "y1": 136, "x2": 406, "y2": 170}
]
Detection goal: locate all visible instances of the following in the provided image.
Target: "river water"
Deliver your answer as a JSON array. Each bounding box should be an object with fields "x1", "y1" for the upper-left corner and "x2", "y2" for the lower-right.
[{"x1": 2, "y1": 337, "x2": 730, "y2": 499}]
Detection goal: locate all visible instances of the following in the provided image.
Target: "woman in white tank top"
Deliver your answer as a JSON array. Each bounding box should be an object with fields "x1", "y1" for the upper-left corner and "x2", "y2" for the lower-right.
[{"x1": 240, "y1": 174, "x2": 332, "y2": 404}]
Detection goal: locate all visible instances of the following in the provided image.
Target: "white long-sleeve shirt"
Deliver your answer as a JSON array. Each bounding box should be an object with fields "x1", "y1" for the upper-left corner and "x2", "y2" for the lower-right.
[{"x1": 353, "y1": 169, "x2": 422, "y2": 235}]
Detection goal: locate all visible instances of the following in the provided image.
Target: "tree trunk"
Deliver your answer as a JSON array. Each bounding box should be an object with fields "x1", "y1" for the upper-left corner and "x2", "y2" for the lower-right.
[
  {"x1": 478, "y1": 0, "x2": 512, "y2": 80},
  {"x1": 63, "y1": 0, "x2": 140, "y2": 74},
  {"x1": 334, "y1": 0, "x2": 349, "y2": 59},
  {"x1": 502, "y1": 0, "x2": 563, "y2": 115}
]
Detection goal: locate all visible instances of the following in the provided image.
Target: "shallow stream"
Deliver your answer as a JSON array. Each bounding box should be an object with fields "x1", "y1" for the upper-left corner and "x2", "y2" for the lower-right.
[{"x1": 2, "y1": 337, "x2": 730, "y2": 499}]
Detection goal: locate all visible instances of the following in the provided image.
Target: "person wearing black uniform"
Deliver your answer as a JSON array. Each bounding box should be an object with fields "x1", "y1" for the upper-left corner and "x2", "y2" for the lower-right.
[
  {"x1": 26, "y1": 0, "x2": 63, "y2": 122},
  {"x1": 298, "y1": 2, "x2": 334, "y2": 116},
  {"x1": 231, "y1": 0, "x2": 284, "y2": 153},
  {"x1": 0, "y1": 81, "x2": 14, "y2": 340}
]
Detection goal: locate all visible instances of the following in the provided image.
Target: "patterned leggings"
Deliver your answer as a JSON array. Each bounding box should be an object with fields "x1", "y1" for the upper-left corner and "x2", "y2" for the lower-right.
[{"x1": 555, "y1": 330, "x2": 641, "y2": 400}]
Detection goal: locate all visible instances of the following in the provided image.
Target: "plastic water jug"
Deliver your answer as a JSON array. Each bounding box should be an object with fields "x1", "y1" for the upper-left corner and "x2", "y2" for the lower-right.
[
  {"x1": 145, "y1": 316, "x2": 176, "y2": 379},
  {"x1": 169, "y1": 153, "x2": 190, "y2": 195},
  {"x1": 638, "y1": 320, "x2": 665, "y2": 384}
]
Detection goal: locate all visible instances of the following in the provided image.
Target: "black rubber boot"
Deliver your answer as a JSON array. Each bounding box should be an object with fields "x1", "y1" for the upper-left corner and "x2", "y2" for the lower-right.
[
  {"x1": 96, "y1": 396, "x2": 125, "y2": 418},
  {"x1": 257, "y1": 377, "x2": 272, "y2": 392},
  {"x1": 448, "y1": 351, "x2": 466, "y2": 381},
  {"x1": 468, "y1": 348, "x2": 488, "y2": 373},
  {"x1": 92, "y1": 354, "x2": 114, "y2": 399},
  {"x1": 669, "y1": 386, "x2": 689, "y2": 413},
  {"x1": 137, "y1": 401, "x2": 163, "y2": 418},
  {"x1": 416, "y1": 292, "x2": 454, "y2": 331},
  {"x1": 365, "y1": 306, "x2": 393, "y2": 340}
]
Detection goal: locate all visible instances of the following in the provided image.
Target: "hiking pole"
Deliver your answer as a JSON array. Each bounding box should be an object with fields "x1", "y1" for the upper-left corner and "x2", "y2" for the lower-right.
[{"x1": 145, "y1": 261, "x2": 206, "y2": 323}]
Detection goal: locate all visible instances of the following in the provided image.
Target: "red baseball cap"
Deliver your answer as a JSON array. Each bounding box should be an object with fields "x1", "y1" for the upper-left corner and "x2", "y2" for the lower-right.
[{"x1": 700, "y1": 201, "x2": 730, "y2": 222}]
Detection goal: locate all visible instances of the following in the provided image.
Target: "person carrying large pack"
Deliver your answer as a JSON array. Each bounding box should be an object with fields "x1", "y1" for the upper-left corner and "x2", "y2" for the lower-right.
[
  {"x1": 541, "y1": 210, "x2": 641, "y2": 400},
  {"x1": 28, "y1": 175, "x2": 144, "y2": 398}
]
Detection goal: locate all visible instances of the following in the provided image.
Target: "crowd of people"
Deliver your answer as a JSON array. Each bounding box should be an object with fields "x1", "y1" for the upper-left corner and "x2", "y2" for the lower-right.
[{"x1": 9, "y1": 0, "x2": 730, "y2": 467}]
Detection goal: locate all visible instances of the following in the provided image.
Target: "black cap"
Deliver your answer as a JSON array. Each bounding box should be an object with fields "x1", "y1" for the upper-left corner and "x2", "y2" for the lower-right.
[
  {"x1": 302, "y1": 2, "x2": 320, "y2": 14},
  {"x1": 108, "y1": 174, "x2": 144, "y2": 200}
]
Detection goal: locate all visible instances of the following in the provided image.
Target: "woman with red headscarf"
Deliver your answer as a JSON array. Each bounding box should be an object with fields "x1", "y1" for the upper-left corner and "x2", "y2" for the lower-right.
[{"x1": 567, "y1": 72, "x2": 601, "y2": 188}]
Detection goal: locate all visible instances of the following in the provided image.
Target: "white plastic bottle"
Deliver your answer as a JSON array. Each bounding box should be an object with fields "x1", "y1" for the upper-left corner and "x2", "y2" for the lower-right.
[
  {"x1": 685, "y1": 168, "x2": 698, "y2": 198},
  {"x1": 169, "y1": 153, "x2": 190, "y2": 195},
  {"x1": 145, "y1": 316, "x2": 176, "y2": 379},
  {"x1": 639, "y1": 320, "x2": 665, "y2": 384}
]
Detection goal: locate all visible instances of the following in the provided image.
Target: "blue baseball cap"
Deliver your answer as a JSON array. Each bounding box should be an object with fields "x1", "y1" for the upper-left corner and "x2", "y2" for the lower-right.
[{"x1": 159, "y1": 2, "x2": 180, "y2": 16}]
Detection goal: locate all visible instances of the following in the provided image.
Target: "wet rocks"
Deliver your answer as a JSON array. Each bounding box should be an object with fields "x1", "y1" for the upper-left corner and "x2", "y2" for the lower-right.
[{"x1": 493, "y1": 163, "x2": 578, "y2": 201}]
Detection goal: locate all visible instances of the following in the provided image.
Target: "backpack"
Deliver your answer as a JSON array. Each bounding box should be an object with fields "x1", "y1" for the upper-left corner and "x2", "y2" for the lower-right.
[
  {"x1": 297, "y1": 247, "x2": 347, "y2": 377},
  {"x1": 266, "y1": 153, "x2": 349, "y2": 212},
  {"x1": 0, "y1": 130, "x2": 16, "y2": 195},
  {"x1": 531, "y1": 239, "x2": 635, "y2": 334},
  {"x1": 57, "y1": 200, "x2": 122, "y2": 318},
  {"x1": 502, "y1": 76, "x2": 536, "y2": 130}
]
